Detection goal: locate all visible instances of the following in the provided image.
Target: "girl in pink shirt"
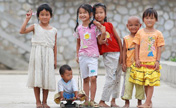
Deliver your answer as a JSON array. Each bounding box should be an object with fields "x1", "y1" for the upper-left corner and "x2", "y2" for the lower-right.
[{"x1": 74, "y1": 4, "x2": 105, "y2": 107}]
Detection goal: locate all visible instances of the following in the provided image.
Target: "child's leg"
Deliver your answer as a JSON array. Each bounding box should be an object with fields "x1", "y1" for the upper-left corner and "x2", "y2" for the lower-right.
[
  {"x1": 90, "y1": 76, "x2": 97, "y2": 101},
  {"x1": 138, "y1": 99, "x2": 142, "y2": 106},
  {"x1": 121, "y1": 68, "x2": 134, "y2": 107},
  {"x1": 42, "y1": 89, "x2": 50, "y2": 108},
  {"x1": 83, "y1": 77, "x2": 90, "y2": 101},
  {"x1": 138, "y1": 86, "x2": 154, "y2": 107},
  {"x1": 34, "y1": 87, "x2": 42, "y2": 108},
  {"x1": 124, "y1": 100, "x2": 130, "y2": 108},
  {"x1": 111, "y1": 56, "x2": 122, "y2": 107},
  {"x1": 100, "y1": 53, "x2": 120, "y2": 107},
  {"x1": 135, "y1": 84, "x2": 145, "y2": 106}
]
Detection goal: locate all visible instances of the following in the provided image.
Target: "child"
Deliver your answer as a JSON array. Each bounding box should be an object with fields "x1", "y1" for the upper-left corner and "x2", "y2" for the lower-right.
[
  {"x1": 93, "y1": 3, "x2": 123, "y2": 107},
  {"x1": 56, "y1": 65, "x2": 78, "y2": 101},
  {"x1": 129, "y1": 8, "x2": 165, "y2": 108},
  {"x1": 74, "y1": 4, "x2": 105, "y2": 107},
  {"x1": 19, "y1": 4, "x2": 57, "y2": 108},
  {"x1": 121, "y1": 16, "x2": 145, "y2": 108}
]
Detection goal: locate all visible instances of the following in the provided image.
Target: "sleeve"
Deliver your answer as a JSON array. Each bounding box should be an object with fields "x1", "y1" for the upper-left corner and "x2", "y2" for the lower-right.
[
  {"x1": 123, "y1": 37, "x2": 128, "y2": 49},
  {"x1": 72, "y1": 79, "x2": 78, "y2": 91},
  {"x1": 156, "y1": 31, "x2": 165, "y2": 47},
  {"x1": 133, "y1": 30, "x2": 140, "y2": 45},
  {"x1": 73, "y1": 28, "x2": 80, "y2": 39},
  {"x1": 58, "y1": 80, "x2": 63, "y2": 92}
]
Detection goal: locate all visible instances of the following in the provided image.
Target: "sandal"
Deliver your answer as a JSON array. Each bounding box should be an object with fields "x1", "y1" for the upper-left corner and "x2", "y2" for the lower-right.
[
  {"x1": 79, "y1": 101, "x2": 90, "y2": 107},
  {"x1": 90, "y1": 101, "x2": 99, "y2": 107}
]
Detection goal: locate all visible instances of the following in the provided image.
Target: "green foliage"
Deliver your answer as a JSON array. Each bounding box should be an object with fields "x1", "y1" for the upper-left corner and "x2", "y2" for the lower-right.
[{"x1": 170, "y1": 57, "x2": 176, "y2": 62}]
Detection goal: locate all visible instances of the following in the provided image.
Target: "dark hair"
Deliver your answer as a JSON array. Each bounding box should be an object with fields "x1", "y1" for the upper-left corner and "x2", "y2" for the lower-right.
[
  {"x1": 142, "y1": 8, "x2": 158, "y2": 21},
  {"x1": 93, "y1": 3, "x2": 107, "y2": 22},
  {"x1": 74, "y1": 4, "x2": 93, "y2": 32},
  {"x1": 59, "y1": 64, "x2": 72, "y2": 75},
  {"x1": 37, "y1": 4, "x2": 53, "y2": 20}
]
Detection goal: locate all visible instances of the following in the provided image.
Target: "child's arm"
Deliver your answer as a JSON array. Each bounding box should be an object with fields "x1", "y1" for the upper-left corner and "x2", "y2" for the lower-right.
[
  {"x1": 54, "y1": 34, "x2": 57, "y2": 69},
  {"x1": 122, "y1": 39, "x2": 127, "y2": 72},
  {"x1": 76, "y1": 39, "x2": 80, "y2": 63},
  {"x1": 19, "y1": 10, "x2": 34, "y2": 34},
  {"x1": 113, "y1": 27, "x2": 123, "y2": 64},
  {"x1": 135, "y1": 44, "x2": 140, "y2": 67},
  {"x1": 155, "y1": 46, "x2": 162, "y2": 70},
  {"x1": 59, "y1": 92, "x2": 64, "y2": 100},
  {"x1": 97, "y1": 26, "x2": 107, "y2": 45},
  {"x1": 74, "y1": 91, "x2": 78, "y2": 99}
]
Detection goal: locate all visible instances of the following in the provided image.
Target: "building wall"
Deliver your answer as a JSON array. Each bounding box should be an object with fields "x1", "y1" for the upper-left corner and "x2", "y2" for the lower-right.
[{"x1": 0, "y1": 0, "x2": 176, "y2": 69}]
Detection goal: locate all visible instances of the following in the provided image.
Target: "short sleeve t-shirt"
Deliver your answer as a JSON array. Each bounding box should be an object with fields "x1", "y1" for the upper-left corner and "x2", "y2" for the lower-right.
[
  {"x1": 133, "y1": 29, "x2": 165, "y2": 62},
  {"x1": 74, "y1": 24, "x2": 100, "y2": 57},
  {"x1": 58, "y1": 78, "x2": 78, "y2": 93},
  {"x1": 124, "y1": 35, "x2": 135, "y2": 67}
]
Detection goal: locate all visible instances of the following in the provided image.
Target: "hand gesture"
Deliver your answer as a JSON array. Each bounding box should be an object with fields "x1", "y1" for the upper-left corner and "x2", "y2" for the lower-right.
[
  {"x1": 26, "y1": 9, "x2": 32, "y2": 20},
  {"x1": 154, "y1": 61, "x2": 159, "y2": 70},
  {"x1": 93, "y1": 20, "x2": 102, "y2": 29},
  {"x1": 135, "y1": 59, "x2": 141, "y2": 68},
  {"x1": 122, "y1": 64, "x2": 127, "y2": 72},
  {"x1": 99, "y1": 25, "x2": 106, "y2": 33}
]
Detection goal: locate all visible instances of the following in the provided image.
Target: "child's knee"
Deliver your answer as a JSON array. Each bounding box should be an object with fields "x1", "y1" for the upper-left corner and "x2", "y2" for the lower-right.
[
  {"x1": 84, "y1": 77, "x2": 89, "y2": 83},
  {"x1": 90, "y1": 76, "x2": 97, "y2": 83}
]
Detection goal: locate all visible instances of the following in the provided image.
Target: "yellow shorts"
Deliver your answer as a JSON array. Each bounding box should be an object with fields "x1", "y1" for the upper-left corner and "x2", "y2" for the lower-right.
[{"x1": 129, "y1": 62, "x2": 161, "y2": 86}]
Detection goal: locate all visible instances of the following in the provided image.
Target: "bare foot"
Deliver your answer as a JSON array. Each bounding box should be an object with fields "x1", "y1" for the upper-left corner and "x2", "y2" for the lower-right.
[
  {"x1": 36, "y1": 102, "x2": 43, "y2": 108},
  {"x1": 111, "y1": 101, "x2": 119, "y2": 107},
  {"x1": 99, "y1": 100, "x2": 109, "y2": 107},
  {"x1": 138, "y1": 103, "x2": 150, "y2": 108},
  {"x1": 43, "y1": 103, "x2": 50, "y2": 108}
]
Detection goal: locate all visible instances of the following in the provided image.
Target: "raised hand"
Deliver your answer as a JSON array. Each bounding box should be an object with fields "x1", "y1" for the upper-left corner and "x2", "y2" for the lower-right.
[{"x1": 26, "y1": 9, "x2": 33, "y2": 20}]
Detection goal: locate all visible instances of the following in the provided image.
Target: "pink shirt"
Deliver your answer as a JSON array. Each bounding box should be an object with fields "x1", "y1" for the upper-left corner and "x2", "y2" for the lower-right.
[{"x1": 74, "y1": 24, "x2": 100, "y2": 57}]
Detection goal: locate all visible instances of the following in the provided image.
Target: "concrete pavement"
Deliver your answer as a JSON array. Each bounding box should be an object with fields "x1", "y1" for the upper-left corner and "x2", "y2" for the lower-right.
[{"x1": 0, "y1": 69, "x2": 176, "y2": 108}]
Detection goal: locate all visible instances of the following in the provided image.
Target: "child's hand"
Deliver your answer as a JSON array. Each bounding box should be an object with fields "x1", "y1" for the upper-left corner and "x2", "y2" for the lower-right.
[
  {"x1": 26, "y1": 9, "x2": 32, "y2": 20},
  {"x1": 119, "y1": 54, "x2": 123, "y2": 65},
  {"x1": 54, "y1": 62, "x2": 57, "y2": 69},
  {"x1": 135, "y1": 60, "x2": 141, "y2": 68},
  {"x1": 99, "y1": 25, "x2": 106, "y2": 34},
  {"x1": 154, "y1": 61, "x2": 159, "y2": 70},
  {"x1": 76, "y1": 57, "x2": 79, "y2": 63},
  {"x1": 122, "y1": 64, "x2": 127, "y2": 72},
  {"x1": 93, "y1": 20, "x2": 102, "y2": 29}
]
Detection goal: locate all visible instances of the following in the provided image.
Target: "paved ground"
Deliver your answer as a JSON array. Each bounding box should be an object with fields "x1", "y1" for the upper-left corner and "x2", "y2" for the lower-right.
[{"x1": 0, "y1": 69, "x2": 176, "y2": 108}]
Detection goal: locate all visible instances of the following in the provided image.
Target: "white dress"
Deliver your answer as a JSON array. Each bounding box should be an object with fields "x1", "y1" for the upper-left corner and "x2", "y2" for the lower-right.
[{"x1": 27, "y1": 24, "x2": 57, "y2": 91}]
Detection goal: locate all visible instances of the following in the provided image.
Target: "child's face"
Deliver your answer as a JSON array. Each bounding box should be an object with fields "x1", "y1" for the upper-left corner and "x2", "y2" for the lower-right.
[
  {"x1": 78, "y1": 8, "x2": 91, "y2": 22},
  {"x1": 127, "y1": 18, "x2": 141, "y2": 34},
  {"x1": 143, "y1": 14, "x2": 157, "y2": 28},
  {"x1": 95, "y1": 7, "x2": 106, "y2": 23},
  {"x1": 38, "y1": 9, "x2": 51, "y2": 24},
  {"x1": 61, "y1": 70, "x2": 73, "y2": 82}
]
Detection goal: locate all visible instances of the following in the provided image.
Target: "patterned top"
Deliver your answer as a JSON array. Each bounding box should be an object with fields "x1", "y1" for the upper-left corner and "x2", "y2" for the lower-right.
[
  {"x1": 133, "y1": 29, "x2": 165, "y2": 62},
  {"x1": 74, "y1": 24, "x2": 100, "y2": 57},
  {"x1": 124, "y1": 35, "x2": 135, "y2": 67}
]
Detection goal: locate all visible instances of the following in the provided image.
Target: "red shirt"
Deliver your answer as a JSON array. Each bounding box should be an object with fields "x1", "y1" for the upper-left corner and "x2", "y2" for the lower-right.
[{"x1": 99, "y1": 22, "x2": 120, "y2": 55}]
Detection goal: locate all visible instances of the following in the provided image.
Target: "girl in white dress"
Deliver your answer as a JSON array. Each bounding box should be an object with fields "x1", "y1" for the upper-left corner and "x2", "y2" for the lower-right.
[{"x1": 20, "y1": 4, "x2": 57, "y2": 108}]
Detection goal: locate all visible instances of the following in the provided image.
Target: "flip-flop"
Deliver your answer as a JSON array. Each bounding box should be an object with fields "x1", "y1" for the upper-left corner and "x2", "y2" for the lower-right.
[{"x1": 90, "y1": 101, "x2": 99, "y2": 107}]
